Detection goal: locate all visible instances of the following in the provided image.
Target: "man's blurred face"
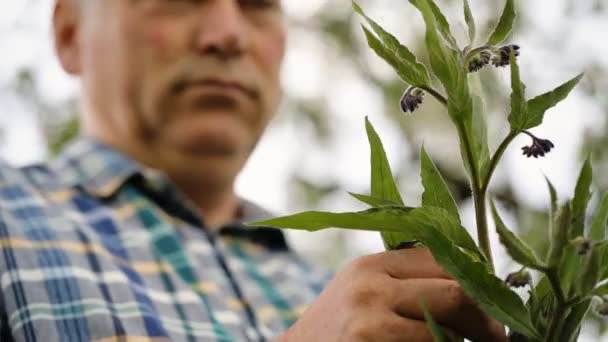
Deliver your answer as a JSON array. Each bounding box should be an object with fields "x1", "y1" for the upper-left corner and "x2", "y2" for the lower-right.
[{"x1": 71, "y1": 0, "x2": 286, "y2": 185}]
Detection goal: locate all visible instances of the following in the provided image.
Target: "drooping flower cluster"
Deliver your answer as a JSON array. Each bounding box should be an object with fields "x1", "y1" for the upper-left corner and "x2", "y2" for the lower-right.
[
  {"x1": 400, "y1": 87, "x2": 425, "y2": 114},
  {"x1": 492, "y1": 44, "x2": 520, "y2": 67},
  {"x1": 505, "y1": 269, "x2": 532, "y2": 288},
  {"x1": 466, "y1": 45, "x2": 520, "y2": 73},
  {"x1": 521, "y1": 131, "x2": 555, "y2": 158},
  {"x1": 468, "y1": 50, "x2": 492, "y2": 72}
]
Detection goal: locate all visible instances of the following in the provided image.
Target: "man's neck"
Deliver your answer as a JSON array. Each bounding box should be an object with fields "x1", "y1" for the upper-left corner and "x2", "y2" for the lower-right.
[{"x1": 172, "y1": 178, "x2": 240, "y2": 232}]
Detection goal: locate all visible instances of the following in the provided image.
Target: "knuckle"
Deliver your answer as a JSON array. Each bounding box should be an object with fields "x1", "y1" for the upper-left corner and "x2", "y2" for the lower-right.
[
  {"x1": 349, "y1": 254, "x2": 378, "y2": 272},
  {"x1": 444, "y1": 281, "x2": 471, "y2": 314},
  {"x1": 347, "y1": 281, "x2": 379, "y2": 308}
]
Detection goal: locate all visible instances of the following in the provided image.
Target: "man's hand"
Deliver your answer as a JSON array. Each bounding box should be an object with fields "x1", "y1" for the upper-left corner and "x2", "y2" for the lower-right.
[{"x1": 277, "y1": 248, "x2": 507, "y2": 342}]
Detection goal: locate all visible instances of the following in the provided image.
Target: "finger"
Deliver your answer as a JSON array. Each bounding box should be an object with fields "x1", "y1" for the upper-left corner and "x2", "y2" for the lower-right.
[
  {"x1": 390, "y1": 278, "x2": 507, "y2": 342},
  {"x1": 376, "y1": 248, "x2": 452, "y2": 280},
  {"x1": 359, "y1": 313, "x2": 435, "y2": 342}
]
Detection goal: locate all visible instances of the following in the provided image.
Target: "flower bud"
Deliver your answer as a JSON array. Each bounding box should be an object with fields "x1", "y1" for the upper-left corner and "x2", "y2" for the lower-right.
[
  {"x1": 399, "y1": 87, "x2": 425, "y2": 114},
  {"x1": 468, "y1": 50, "x2": 492, "y2": 73},
  {"x1": 596, "y1": 302, "x2": 608, "y2": 316},
  {"x1": 492, "y1": 44, "x2": 520, "y2": 67},
  {"x1": 505, "y1": 270, "x2": 531, "y2": 288},
  {"x1": 571, "y1": 236, "x2": 593, "y2": 256},
  {"x1": 521, "y1": 131, "x2": 555, "y2": 158}
]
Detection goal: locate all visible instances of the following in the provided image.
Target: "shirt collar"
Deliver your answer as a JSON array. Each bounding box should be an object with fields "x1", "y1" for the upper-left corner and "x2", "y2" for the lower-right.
[{"x1": 51, "y1": 136, "x2": 143, "y2": 199}]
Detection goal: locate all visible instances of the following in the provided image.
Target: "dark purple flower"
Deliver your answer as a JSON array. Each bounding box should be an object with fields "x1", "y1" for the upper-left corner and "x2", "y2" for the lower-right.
[
  {"x1": 492, "y1": 44, "x2": 520, "y2": 67},
  {"x1": 400, "y1": 87, "x2": 425, "y2": 114},
  {"x1": 468, "y1": 50, "x2": 492, "y2": 73},
  {"x1": 505, "y1": 270, "x2": 531, "y2": 288},
  {"x1": 571, "y1": 237, "x2": 593, "y2": 256},
  {"x1": 522, "y1": 131, "x2": 555, "y2": 158}
]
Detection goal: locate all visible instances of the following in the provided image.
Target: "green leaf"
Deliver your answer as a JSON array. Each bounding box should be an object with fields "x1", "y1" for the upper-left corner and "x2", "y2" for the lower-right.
[
  {"x1": 250, "y1": 206, "x2": 481, "y2": 256},
  {"x1": 410, "y1": 0, "x2": 470, "y2": 121},
  {"x1": 366, "y1": 117, "x2": 407, "y2": 249},
  {"x1": 348, "y1": 192, "x2": 401, "y2": 207},
  {"x1": 559, "y1": 300, "x2": 591, "y2": 342},
  {"x1": 572, "y1": 157, "x2": 593, "y2": 239},
  {"x1": 486, "y1": 0, "x2": 516, "y2": 46},
  {"x1": 592, "y1": 282, "x2": 608, "y2": 297},
  {"x1": 467, "y1": 75, "x2": 491, "y2": 178},
  {"x1": 366, "y1": 117, "x2": 404, "y2": 205},
  {"x1": 420, "y1": 146, "x2": 460, "y2": 222},
  {"x1": 427, "y1": 0, "x2": 459, "y2": 50},
  {"x1": 353, "y1": 2, "x2": 431, "y2": 86},
  {"x1": 463, "y1": 0, "x2": 476, "y2": 46},
  {"x1": 507, "y1": 51, "x2": 528, "y2": 132},
  {"x1": 421, "y1": 300, "x2": 451, "y2": 342},
  {"x1": 545, "y1": 176, "x2": 558, "y2": 217},
  {"x1": 417, "y1": 225, "x2": 541, "y2": 339},
  {"x1": 589, "y1": 192, "x2": 608, "y2": 241},
  {"x1": 491, "y1": 200, "x2": 544, "y2": 270},
  {"x1": 548, "y1": 203, "x2": 572, "y2": 268},
  {"x1": 522, "y1": 73, "x2": 584, "y2": 130},
  {"x1": 576, "y1": 246, "x2": 603, "y2": 296}
]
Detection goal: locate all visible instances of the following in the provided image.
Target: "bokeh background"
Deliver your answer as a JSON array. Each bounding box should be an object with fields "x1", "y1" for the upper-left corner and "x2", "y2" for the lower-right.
[{"x1": 2, "y1": 0, "x2": 608, "y2": 339}]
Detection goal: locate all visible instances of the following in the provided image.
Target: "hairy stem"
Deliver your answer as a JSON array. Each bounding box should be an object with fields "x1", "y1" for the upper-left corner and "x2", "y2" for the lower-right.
[
  {"x1": 481, "y1": 131, "x2": 518, "y2": 193},
  {"x1": 544, "y1": 269, "x2": 568, "y2": 341},
  {"x1": 474, "y1": 190, "x2": 494, "y2": 269},
  {"x1": 457, "y1": 123, "x2": 494, "y2": 270},
  {"x1": 419, "y1": 85, "x2": 448, "y2": 106}
]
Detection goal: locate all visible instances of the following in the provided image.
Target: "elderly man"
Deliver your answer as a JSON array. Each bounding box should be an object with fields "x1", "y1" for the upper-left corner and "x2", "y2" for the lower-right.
[{"x1": 0, "y1": 0, "x2": 507, "y2": 341}]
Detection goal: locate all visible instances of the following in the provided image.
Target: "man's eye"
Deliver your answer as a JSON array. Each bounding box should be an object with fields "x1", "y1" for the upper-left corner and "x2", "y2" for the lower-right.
[{"x1": 239, "y1": 0, "x2": 280, "y2": 9}]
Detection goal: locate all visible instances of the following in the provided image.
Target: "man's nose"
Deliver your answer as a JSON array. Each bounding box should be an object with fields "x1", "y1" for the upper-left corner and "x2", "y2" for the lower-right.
[{"x1": 193, "y1": 1, "x2": 249, "y2": 60}]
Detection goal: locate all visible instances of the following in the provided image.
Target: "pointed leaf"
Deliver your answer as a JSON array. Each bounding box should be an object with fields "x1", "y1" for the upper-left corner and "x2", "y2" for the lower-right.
[
  {"x1": 576, "y1": 245, "x2": 603, "y2": 295},
  {"x1": 366, "y1": 117, "x2": 404, "y2": 205},
  {"x1": 467, "y1": 75, "x2": 491, "y2": 177},
  {"x1": 417, "y1": 225, "x2": 541, "y2": 339},
  {"x1": 589, "y1": 192, "x2": 608, "y2": 241},
  {"x1": 366, "y1": 117, "x2": 408, "y2": 249},
  {"x1": 545, "y1": 176, "x2": 558, "y2": 216},
  {"x1": 420, "y1": 146, "x2": 460, "y2": 222},
  {"x1": 463, "y1": 0, "x2": 476, "y2": 45},
  {"x1": 348, "y1": 192, "x2": 401, "y2": 207},
  {"x1": 491, "y1": 200, "x2": 544, "y2": 270},
  {"x1": 507, "y1": 51, "x2": 528, "y2": 132},
  {"x1": 250, "y1": 206, "x2": 480, "y2": 256},
  {"x1": 427, "y1": 0, "x2": 459, "y2": 50},
  {"x1": 559, "y1": 300, "x2": 591, "y2": 342},
  {"x1": 359, "y1": 25, "x2": 431, "y2": 87},
  {"x1": 548, "y1": 203, "x2": 572, "y2": 268},
  {"x1": 486, "y1": 0, "x2": 516, "y2": 46},
  {"x1": 353, "y1": 2, "x2": 431, "y2": 87},
  {"x1": 421, "y1": 300, "x2": 451, "y2": 342},
  {"x1": 522, "y1": 73, "x2": 584, "y2": 130},
  {"x1": 572, "y1": 157, "x2": 592, "y2": 238},
  {"x1": 410, "y1": 0, "x2": 470, "y2": 121}
]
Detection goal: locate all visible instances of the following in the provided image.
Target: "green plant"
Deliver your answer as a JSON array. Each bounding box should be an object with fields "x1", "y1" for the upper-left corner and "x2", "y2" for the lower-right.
[{"x1": 250, "y1": 0, "x2": 608, "y2": 340}]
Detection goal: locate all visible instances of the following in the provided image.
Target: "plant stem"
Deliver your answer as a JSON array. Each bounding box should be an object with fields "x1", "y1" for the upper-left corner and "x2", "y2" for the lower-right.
[
  {"x1": 544, "y1": 303, "x2": 567, "y2": 342},
  {"x1": 544, "y1": 268, "x2": 568, "y2": 341},
  {"x1": 457, "y1": 123, "x2": 494, "y2": 270},
  {"x1": 419, "y1": 86, "x2": 448, "y2": 106},
  {"x1": 473, "y1": 190, "x2": 494, "y2": 269},
  {"x1": 481, "y1": 131, "x2": 518, "y2": 193}
]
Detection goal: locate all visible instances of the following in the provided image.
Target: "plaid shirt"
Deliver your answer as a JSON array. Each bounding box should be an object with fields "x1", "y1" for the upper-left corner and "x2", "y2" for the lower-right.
[{"x1": 0, "y1": 138, "x2": 328, "y2": 342}]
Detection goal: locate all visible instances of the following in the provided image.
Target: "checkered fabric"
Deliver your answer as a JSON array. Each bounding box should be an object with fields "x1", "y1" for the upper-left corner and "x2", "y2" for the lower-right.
[{"x1": 0, "y1": 138, "x2": 329, "y2": 342}]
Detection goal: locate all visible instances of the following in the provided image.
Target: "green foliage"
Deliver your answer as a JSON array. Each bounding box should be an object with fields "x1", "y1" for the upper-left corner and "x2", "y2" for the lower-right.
[
  {"x1": 421, "y1": 300, "x2": 452, "y2": 342},
  {"x1": 491, "y1": 200, "x2": 545, "y2": 270},
  {"x1": 487, "y1": 0, "x2": 516, "y2": 46},
  {"x1": 420, "y1": 146, "x2": 460, "y2": 221},
  {"x1": 251, "y1": 1, "x2": 599, "y2": 340},
  {"x1": 418, "y1": 224, "x2": 540, "y2": 339},
  {"x1": 462, "y1": 0, "x2": 476, "y2": 46},
  {"x1": 590, "y1": 192, "x2": 608, "y2": 241}
]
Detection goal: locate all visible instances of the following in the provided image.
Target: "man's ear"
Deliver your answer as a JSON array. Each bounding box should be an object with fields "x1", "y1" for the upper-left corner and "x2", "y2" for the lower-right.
[{"x1": 53, "y1": 0, "x2": 82, "y2": 75}]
